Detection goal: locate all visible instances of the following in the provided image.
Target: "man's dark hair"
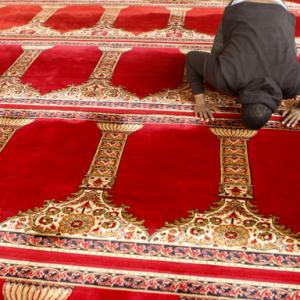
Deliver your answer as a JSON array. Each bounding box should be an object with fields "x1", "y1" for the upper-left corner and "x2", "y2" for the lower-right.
[{"x1": 241, "y1": 103, "x2": 272, "y2": 130}]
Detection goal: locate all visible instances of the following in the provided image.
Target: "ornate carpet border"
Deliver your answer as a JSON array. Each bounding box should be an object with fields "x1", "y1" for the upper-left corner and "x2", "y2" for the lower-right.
[
  {"x1": 0, "y1": 98, "x2": 241, "y2": 114},
  {"x1": 0, "y1": 109, "x2": 298, "y2": 131},
  {"x1": 1, "y1": 259, "x2": 300, "y2": 299},
  {"x1": 0, "y1": 98, "x2": 198, "y2": 113},
  {"x1": 1, "y1": 235, "x2": 299, "y2": 271}
]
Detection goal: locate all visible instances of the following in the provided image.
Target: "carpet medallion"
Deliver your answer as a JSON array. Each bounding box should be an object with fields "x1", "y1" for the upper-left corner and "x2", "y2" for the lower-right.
[{"x1": 0, "y1": 0, "x2": 299, "y2": 299}]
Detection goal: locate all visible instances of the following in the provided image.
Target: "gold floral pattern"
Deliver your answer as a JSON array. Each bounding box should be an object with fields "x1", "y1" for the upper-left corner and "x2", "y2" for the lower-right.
[
  {"x1": 100, "y1": 7, "x2": 123, "y2": 27},
  {"x1": 210, "y1": 128, "x2": 257, "y2": 199},
  {"x1": 3, "y1": 281, "x2": 72, "y2": 300},
  {"x1": 2, "y1": 189, "x2": 148, "y2": 239},
  {"x1": 81, "y1": 123, "x2": 142, "y2": 189},
  {"x1": 2, "y1": 49, "x2": 43, "y2": 78},
  {"x1": 91, "y1": 51, "x2": 123, "y2": 79},
  {"x1": 152, "y1": 198, "x2": 299, "y2": 252},
  {"x1": 59, "y1": 213, "x2": 95, "y2": 234},
  {"x1": 213, "y1": 224, "x2": 249, "y2": 247}
]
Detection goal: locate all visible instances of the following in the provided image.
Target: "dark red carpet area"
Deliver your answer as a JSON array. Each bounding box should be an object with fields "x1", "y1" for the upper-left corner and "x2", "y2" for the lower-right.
[
  {"x1": 0, "y1": 5, "x2": 42, "y2": 30},
  {"x1": 111, "y1": 47, "x2": 186, "y2": 98},
  {"x1": 112, "y1": 124, "x2": 220, "y2": 233},
  {"x1": 0, "y1": 45, "x2": 23, "y2": 76},
  {"x1": 21, "y1": 46, "x2": 102, "y2": 94},
  {"x1": 0, "y1": 120, "x2": 101, "y2": 222},
  {"x1": 113, "y1": 6, "x2": 171, "y2": 34},
  {"x1": 44, "y1": 5, "x2": 105, "y2": 33},
  {"x1": 249, "y1": 129, "x2": 300, "y2": 233}
]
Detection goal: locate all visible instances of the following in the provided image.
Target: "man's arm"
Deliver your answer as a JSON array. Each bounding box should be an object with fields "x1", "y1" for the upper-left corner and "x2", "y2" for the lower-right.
[{"x1": 185, "y1": 51, "x2": 229, "y2": 121}]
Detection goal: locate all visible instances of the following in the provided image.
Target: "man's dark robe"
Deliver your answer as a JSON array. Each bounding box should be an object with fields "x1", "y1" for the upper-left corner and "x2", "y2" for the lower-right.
[{"x1": 186, "y1": 2, "x2": 300, "y2": 112}]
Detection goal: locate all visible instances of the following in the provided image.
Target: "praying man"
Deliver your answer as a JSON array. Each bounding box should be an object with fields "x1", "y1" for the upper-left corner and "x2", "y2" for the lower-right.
[{"x1": 186, "y1": 0, "x2": 300, "y2": 129}]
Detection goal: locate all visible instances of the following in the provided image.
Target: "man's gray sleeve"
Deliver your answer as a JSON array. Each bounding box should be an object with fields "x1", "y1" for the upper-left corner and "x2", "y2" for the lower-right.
[
  {"x1": 211, "y1": 23, "x2": 224, "y2": 57},
  {"x1": 185, "y1": 51, "x2": 230, "y2": 95}
]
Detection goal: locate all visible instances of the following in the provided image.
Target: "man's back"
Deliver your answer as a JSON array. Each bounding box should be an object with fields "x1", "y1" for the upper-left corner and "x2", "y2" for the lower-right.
[{"x1": 220, "y1": 2, "x2": 299, "y2": 98}]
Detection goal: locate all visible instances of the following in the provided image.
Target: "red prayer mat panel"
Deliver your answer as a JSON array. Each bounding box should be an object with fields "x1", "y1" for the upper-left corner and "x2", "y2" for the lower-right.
[
  {"x1": 0, "y1": 45, "x2": 23, "y2": 76},
  {"x1": 43, "y1": 5, "x2": 105, "y2": 33},
  {"x1": 249, "y1": 128, "x2": 300, "y2": 234},
  {"x1": 111, "y1": 47, "x2": 186, "y2": 98},
  {"x1": 0, "y1": 119, "x2": 101, "y2": 222},
  {"x1": 21, "y1": 45, "x2": 102, "y2": 94},
  {"x1": 0, "y1": 5, "x2": 42, "y2": 30},
  {"x1": 112, "y1": 124, "x2": 220, "y2": 234},
  {"x1": 184, "y1": 8, "x2": 224, "y2": 35},
  {"x1": 113, "y1": 6, "x2": 171, "y2": 34}
]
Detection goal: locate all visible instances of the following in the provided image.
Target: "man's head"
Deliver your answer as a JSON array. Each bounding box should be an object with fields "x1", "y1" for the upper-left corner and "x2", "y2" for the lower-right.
[
  {"x1": 237, "y1": 77, "x2": 283, "y2": 130},
  {"x1": 241, "y1": 103, "x2": 273, "y2": 130}
]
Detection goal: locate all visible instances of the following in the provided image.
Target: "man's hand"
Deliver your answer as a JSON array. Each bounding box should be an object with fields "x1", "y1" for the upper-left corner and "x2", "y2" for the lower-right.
[
  {"x1": 194, "y1": 93, "x2": 217, "y2": 121},
  {"x1": 282, "y1": 108, "x2": 300, "y2": 127}
]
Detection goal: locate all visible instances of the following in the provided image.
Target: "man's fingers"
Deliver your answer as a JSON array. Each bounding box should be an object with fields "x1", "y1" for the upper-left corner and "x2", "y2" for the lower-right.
[
  {"x1": 199, "y1": 111, "x2": 205, "y2": 121},
  {"x1": 282, "y1": 108, "x2": 300, "y2": 127},
  {"x1": 286, "y1": 116, "x2": 296, "y2": 127},
  {"x1": 286, "y1": 114, "x2": 297, "y2": 127},
  {"x1": 282, "y1": 110, "x2": 290, "y2": 118},
  {"x1": 200, "y1": 110, "x2": 213, "y2": 121},
  {"x1": 207, "y1": 110, "x2": 215, "y2": 121},
  {"x1": 202, "y1": 111, "x2": 210, "y2": 121},
  {"x1": 194, "y1": 106, "x2": 201, "y2": 118},
  {"x1": 195, "y1": 108, "x2": 215, "y2": 122},
  {"x1": 205, "y1": 109, "x2": 215, "y2": 121},
  {"x1": 293, "y1": 116, "x2": 300, "y2": 127},
  {"x1": 288, "y1": 115, "x2": 300, "y2": 127},
  {"x1": 282, "y1": 112, "x2": 293, "y2": 125}
]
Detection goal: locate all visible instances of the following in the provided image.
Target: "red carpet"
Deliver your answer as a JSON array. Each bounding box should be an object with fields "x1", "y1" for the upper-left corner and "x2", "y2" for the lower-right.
[
  {"x1": 111, "y1": 124, "x2": 220, "y2": 233},
  {"x1": 111, "y1": 47, "x2": 186, "y2": 98},
  {"x1": 21, "y1": 46, "x2": 102, "y2": 94},
  {"x1": 113, "y1": 6, "x2": 170, "y2": 34},
  {"x1": 249, "y1": 129, "x2": 300, "y2": 233},
  {"x1": 184, "y1": 8, "x2": 224, "y2": 35},
  {"x1": 0, "y1": 45, "x2": 23, "y2": 76},
  {"x1": 43, "y1": 5, "x2": 105, "y2": 33},
  {"x1": 0, "y1": 0, "x2": 300, "y2": 299},
  {"x1": 0, "y1": 5, "x2": 42, "y2": 30}
]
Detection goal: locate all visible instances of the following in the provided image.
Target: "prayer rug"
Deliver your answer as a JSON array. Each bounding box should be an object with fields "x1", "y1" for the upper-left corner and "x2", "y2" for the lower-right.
[{"x1": 0, "y1": 0, "x2": 299, "y2": 299}]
